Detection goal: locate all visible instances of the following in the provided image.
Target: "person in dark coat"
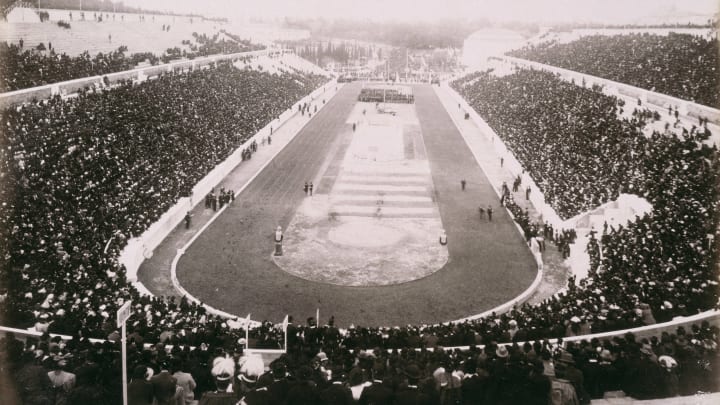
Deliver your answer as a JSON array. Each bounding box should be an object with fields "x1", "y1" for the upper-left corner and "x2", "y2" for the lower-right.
[
  {"x1": 128, "y1": 365, "x2": 153, "y2": 405},
  {"x1": 461, "y1": 358, "x2": 489, "y2": 405},
  {"x1": 286, "y1": 365, "x2": 321, "y2": 405},
  {"x1": 556, "y1": 352, "x2": 590, "y2": 404},
  {"x1": 184, "y1": 212, "x2": 192, "y2": 229},
  {"x1": 358, "y1": 364, "x2": 394, "y2": 405},
  {"x1": 265, "y1": 359, "x2": 292, "y2": 405},
  {"x1": 150, "y1": 361, "x2": 178, "y2": 405},
  {"x1": 487, "y1": 206, "x2": 493, "y2": 221},
  {"x1": 395, "y1": 364, "x2": 433, "y2": 405},
  {"x1": 238, "y1": 356, "x2": 271, "y2": 405},
  {"x1": 524, "y1": 360, "x2": 551, "y2": 405},
  {"x1": 198, "y1": 357, "x2": 238, "y2": 405},
  {"x1": 15, "y1": 351, "x2": 53, "y2": 405},
  {"x1": 320, "y1": 365, "x2": 353, "y2": 405}
]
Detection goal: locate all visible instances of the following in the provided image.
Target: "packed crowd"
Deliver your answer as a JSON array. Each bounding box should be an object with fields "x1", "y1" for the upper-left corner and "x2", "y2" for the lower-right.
[
  {"x1": 0, "y1": 45, "x2": 718, "y2": 402},
  {"x1": 452, "y1": 67, "x2": 719, "y2": 322},
  {"x1": 0, "y1": 32, "x2": 265, "y2": 92},
  {"x1": 2, "y1": 316, "x2": 718, "y2": 404},
  {"x1": 507, "y1": 32, "x2": 720, "y2": 108},
  {"x1": 453, "y1": 69, "x2": 649, "y2": 219},
  {"x1": 0, "y1": 61, "x2": 327, "y2": 333},
  {"x1": 0, "y1": 42, "x2": 158, "y2": 92}
]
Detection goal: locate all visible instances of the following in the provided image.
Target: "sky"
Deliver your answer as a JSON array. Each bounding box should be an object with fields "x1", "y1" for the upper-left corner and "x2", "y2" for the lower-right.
[{"x1": 119, "y1": 0, "x2": 718, "y2": 23}]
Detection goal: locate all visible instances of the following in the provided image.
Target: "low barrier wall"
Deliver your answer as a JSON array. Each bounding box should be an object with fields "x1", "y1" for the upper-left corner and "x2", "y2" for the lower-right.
[
  {"x1": 495, "y1": 55, "x2": 720, "y2": 125},
  {"x1": 120, "y1": 78, "x2": 337, "y2": 282}
]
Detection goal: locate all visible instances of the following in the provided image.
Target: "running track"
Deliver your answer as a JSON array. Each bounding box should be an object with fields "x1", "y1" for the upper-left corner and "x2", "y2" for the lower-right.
[{"x1": 171, "y1": 83, "x2": 537, "y2": 327}]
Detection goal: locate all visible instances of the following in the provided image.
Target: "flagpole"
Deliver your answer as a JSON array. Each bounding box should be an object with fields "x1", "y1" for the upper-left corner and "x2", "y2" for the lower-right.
[
  {"x1": 316, "y1": 308, "x2": 319, "y2": 327},
  {"x1": 283, "y1": 315, "x2": 288, "y2": 354},
  {"x1": 245, "y1": 313, "x2": 251, "y2": 350}
]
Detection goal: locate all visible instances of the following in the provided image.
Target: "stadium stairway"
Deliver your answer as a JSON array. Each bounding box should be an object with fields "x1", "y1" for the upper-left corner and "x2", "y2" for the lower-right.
[{"x1": 329, "y1": 162, "x2": 438, "y2": 218}]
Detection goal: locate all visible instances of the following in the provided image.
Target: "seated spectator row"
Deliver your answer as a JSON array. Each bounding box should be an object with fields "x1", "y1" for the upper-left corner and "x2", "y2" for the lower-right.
[
  {"x1": 0, "y1": 31, "x2": 265, "y2": 92},
  {"x1": 507, "y1": 32, "x2": 719, "y2": 108},
  {"x1": 2, "y1": 316, "x2": 717, "y2": 404},
  {"x1": 0, "y1": 61, "x2": 327, "y2": 336}
]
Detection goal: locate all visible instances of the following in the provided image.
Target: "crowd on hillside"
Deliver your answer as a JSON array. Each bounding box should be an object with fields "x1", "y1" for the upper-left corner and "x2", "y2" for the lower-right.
[
  {"x1": 2, "y1": 317, "x2": 718, "y2": 404},
  {"x1": 507, "y1": 32, "x2": 720, "y2": 108},
  {"x1": 0, "y1": 60, "x2": 327, "y2": 333},
  {"x1": 0, "y1": 32, "x2": 265, "y2": 92}
]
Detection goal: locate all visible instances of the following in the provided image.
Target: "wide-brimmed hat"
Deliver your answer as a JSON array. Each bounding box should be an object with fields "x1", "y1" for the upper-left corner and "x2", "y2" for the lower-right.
[{"x1": 496, "y1": 346, "x2": 509, "y2": 358}]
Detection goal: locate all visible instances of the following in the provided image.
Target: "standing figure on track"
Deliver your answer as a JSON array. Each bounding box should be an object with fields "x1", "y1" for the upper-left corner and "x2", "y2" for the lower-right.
[
  {"x1": 479, "y1": 206, "x2": 485, "y2": 220},
  {"x1": 274, "y1": 226, "x2": 284, "y2": 256},
  {"x1": 309, "y1": 182, "x2": 314, "y2": 196},
  {"x1": 526, "y1": 186, "x2": 531, "y2": 201},
  {"x1": 460, "y1": 179, "x2": 466, "y2": 191},
  {"x1": 439, "y1": 230, "x2": 448, "y2": 246},
  {"x1": 184, "y1": 212, "x2": 192, "y2": 229},
  {"x1": 304, "y1": 182, "x2": 309, "y2": 196},
  {"x1": 487, "y1": 205, "x2": 493, "y2": 221}
]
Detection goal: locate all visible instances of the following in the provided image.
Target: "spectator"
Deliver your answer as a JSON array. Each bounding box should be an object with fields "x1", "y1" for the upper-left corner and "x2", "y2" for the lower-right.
[{"x1": 508, "y1": 33, "x2": 719, "y2": 108}]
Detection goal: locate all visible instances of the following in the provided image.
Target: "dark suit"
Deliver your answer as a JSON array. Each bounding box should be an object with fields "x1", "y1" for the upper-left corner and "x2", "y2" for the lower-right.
[
  {"x1": 150, "y1": 371, "x2": 177, "y2": 405},
  {"x1": 320, "y1": 382, "x2": 354, "y2": 405},
  {"x1": 128, "y1": 379, "x2": 153, "y2": 405},
  {"x1": 394, "y1": 386, "x2": 433, "y2": 405},
  {"x1": 359, "y1": 380, "x2": 394, "y2": 405}
]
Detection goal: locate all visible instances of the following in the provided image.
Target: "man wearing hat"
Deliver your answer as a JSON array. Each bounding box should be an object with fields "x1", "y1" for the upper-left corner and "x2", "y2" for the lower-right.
[
  {"x1": 320, "y1": 364, "x2": 353, "y2": 405},
  {"x1": 198, "y1": 357, "x2": 237, "y2": 404},
  {"x1": 150, "y1": 360, "x2": 178, "y2": 405},
  {"x1": 311, "y1": 352, "x2": 330, "y2": 389},
  {"x1": 266, "y1": 359, "x2": 291, "y2": 404},
  {"x1": 48, "y1": 356, "x2": 76, "y2": 405},
  {"x1": 395, "y1": 363, "x2": 432, "y2": 405},
  {"x1": 555, "y1": 351, "x2": 589, "y2": 404},
  {"x1": 286, "y1": 365, "x2": 321, "y2": 404},
  {"x1": 238, "y1": 356, "x2": 271, "y2": 404},
  {"x1": 359, "y1": 363, "x2": 394, "y2": 405}
]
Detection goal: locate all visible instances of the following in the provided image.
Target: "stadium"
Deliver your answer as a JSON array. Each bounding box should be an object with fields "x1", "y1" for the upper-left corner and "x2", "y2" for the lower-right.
[{"x1": 0, "y1": 0, "x2": 719, "y2": 404}]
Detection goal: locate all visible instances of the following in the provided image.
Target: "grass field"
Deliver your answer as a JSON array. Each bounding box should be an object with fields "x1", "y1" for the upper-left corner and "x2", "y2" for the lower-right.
[{"x1": 174, "y1": 83, "x2": 537, "y2": 327}]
